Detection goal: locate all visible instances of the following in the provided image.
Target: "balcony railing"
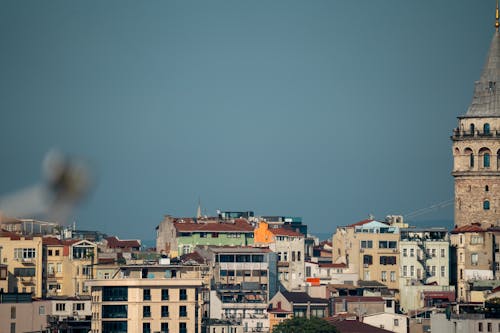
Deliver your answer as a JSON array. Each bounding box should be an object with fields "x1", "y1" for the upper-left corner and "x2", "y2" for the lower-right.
[{"x1": 451, "y1": 129, "x2": 500, "y2": 139}]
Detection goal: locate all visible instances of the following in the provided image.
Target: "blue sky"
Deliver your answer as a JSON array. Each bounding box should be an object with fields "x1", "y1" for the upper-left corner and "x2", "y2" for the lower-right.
[{"x1": 0, "y1": 1, "x2": 494, "y2": 239}]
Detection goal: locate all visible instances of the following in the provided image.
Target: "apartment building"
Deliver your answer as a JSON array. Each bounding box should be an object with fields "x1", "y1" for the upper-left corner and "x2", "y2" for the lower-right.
[
  {"x1": 332, "y1": 219, "x2": 400, "y2": 289},
  {"x1": 0, "y1": 229, "x2": 43, "y2": 297},
  {"x1": 87, "y1": 263, "x2": 207, "y2": 333},
  {"x1": 450, "y1": 224, "x2": 495, "y2": 302},
  {"x1": 0, "y1": 294, "x2": 51, "y2": 333},
  {"x1": 254, "y1": 221, "x2": 305, "y2": 291},
  {"x1": 207, "y1": 247, "x2": 278, "y2": 333},
  {"x1": 43, "y1": 237, "x2": 97, "y2": 297},
  {"x1": 156, "y1": 215, "x2": 255, "y2": 257}
]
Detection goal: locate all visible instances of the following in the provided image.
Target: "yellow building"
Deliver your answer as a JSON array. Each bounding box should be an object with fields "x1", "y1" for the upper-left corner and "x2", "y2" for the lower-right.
[
  {"x1": 332, "y1": 219, "x2": 400, "y2": 290},
  {"x1": 87, "y1": 263, "x2": 206, "y2": 333},
  {"x1": 0, "y1": 229, "x2": 43, "y2": 297},
  {"x1": 43, "y1": 237, "x2": 97, "y2": 297}
]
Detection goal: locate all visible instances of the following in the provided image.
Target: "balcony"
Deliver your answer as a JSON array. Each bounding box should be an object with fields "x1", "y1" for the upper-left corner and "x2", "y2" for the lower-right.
[{"x1": 451, "y1": 129, "x2": 500, "y2": 140}]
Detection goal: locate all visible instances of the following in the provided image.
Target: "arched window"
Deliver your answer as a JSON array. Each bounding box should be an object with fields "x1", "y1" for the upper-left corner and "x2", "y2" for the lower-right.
[
  {"x1": 484, "y1": 153, "x2": 491, "y2": 168},
  {"x1": 484, "y1": 123, "x2": 491, "y2": 135},
  {"x1": 465, "y1": 148, "x2": 474, "y2": 168},
  {"x1": 484, "y1": 200, "x2": 490, "y2": 210},
  {"x1": 470, "y1": 124, "x2": 475, "y2": 135},
  {"x1": 479, "y1": 147, "x2": 491, "y2": 168}
]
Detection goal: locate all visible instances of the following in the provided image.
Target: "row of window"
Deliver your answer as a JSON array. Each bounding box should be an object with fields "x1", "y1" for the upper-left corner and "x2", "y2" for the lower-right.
[
  {"x1": 216, "y1": 254, "x2": 265, "y2": 263},
  {"x1": 402, "y1": 248, "x2": 446, "y2": 258},
  {"x1": 14, "y1": 248, "x2": 36, "y2": 260},
  {"x1": 143, "y1": 305, "x2": 188, "y2": 318},
  {"x1": 402, "y1": 265, "x2": 446, "y2": 278},
  {"x1": 278, "y1": 251, "x2": 301, "y2": 262},
  {"x1": 363, "y1": 255, "x2": 397, "y2": 265},
  {"x1": 143, "y1": 288, "x2": 182, "y2": 301},
  {"x1": 380, "y1": 271, "x2": 397, "y2": 282},
  {"x1": 220, "y1": 269, "x2": 266, "y2": 277},
  {"x1": 96, "y1": 321, "x2": 188, "y2": 333},
  {"x1": 360, "y1": 241, "x2": 397, "y2": 249}
]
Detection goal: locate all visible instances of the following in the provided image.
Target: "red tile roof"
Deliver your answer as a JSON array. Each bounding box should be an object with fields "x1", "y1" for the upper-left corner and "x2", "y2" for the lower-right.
[
  {"x1": 269, "y1": 228, "x2": 303, "y2": 237},
  {"x1": 42, "y1": 237, "x2": 79, "y2": 246},
  {"x1": 0, "y1": 229, "x2": 21, "y2": 240},
  {"x1": 451, "y1": 223, "x2": 485, "y2": 234},
  {"x1": 105, "y1": 236, "x2": 141, "y2": 249},
  {"x1": 174, "y1": 218, "x2": 254, "y2": 233},
  {"x1": 347, "y1": 219, "x2": 375, "y2": 228}
]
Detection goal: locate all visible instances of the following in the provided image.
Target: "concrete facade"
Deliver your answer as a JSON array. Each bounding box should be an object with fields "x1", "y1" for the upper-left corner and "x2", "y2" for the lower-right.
[{"x1": 0, "y1": 299, "x2": 52, "y2": 333}]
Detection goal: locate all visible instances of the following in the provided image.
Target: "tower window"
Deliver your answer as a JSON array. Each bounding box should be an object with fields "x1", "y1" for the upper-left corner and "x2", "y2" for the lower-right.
[
  {"x1": 484, "y1": 123, "x2": 491, "y2": 135},
  {"x1": 470, "y1": 124, "x2": 475, "y2": 135},
  {"x1": 485, "y1": 185, "x2": 489, "y2": 192},
  {"x1": 470, "y1": 154, "x2": 475, "y2": 168},
  {"x1": 484, "y1": 200, "x2": 490, "y2": 210},
  {"x1": 484, "y1": 153, "x2": 491, "y2": 168}
]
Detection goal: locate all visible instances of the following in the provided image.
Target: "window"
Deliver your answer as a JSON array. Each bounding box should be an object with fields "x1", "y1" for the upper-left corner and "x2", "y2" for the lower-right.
[
  {"x1": 55, "y1": 249, "x2": 60, "y2": 256},
  {"x1": 484, "y1": 200, "x2": 490, "y2": 210},
  {"x1": 161, "y1": 305, "x2": 169, "y2": 317},
  {"x1": 386, "y1": 300, "x2": 393, "y2": 308},
  {"x1": 410, "y1": 249, "x2": 414, "y2": 257},
  {"x1": 380, "y1": 256, "x2": 396, "y2": 265},
  {"x1": 486, "y1": 185, "x2": 489, "y2": 192},
  {"x1": 11, "y1": 306, "x2": 16, "y2": 319},
  {"x1": 143, "y1": 289, "x2": 151, "y2": 301},
  {"x1": 14, "y1": 248, "x2": 36, "y2": 260},
  {"x1": 143, "y1": 323, "x2": 151, "y2": 333},
  {"x1": 73, "y1": 303, "x2": 85, "y2": 311},
  {"x1": 390, "y1": 271, "x2": 396, "y2": 282},
  {"x1": 56, "y1": 303, "x2": 66, "y2": 312},
  {"x1": 381, "y1": 271, "x2": 387, "y2": 282},
  {"x1": 403, "y1": 266, "x2": 407, "y2": 276},
  {"x1": 431, "y1": 266, "x2": 436, "y2": 276},
  {"x1": 10, "y1": 323, "x2": 15, "y2": 333},
  {"x1": 484, "y1": 123, "x2": 491, "y2": 134},
  {"x1": 484, "y1": 153, "x2": 491, "y2": 168},
  {"x1": 179, "y1": 323, "x2": 187, "y2": 333},
  {"x1": 431, "y1": 249, "x2": 436, "y2": 257},
  {"x1": 441, "y1": 266, "x2": 446, "y2": 277},
  {"x1": 182, "y1": 245, "x2": 191, "y2": 254},
  {"x1": 292, "y1": 251, "x2": 296, "y2": 261},
  {"x1": 57, "y1": 263, "x2": 62, "y2": 273},
  {"x1": 180, "y1": 289, "x2": 187, "y2": 300},
  {"x1": 394, "y1": 319, "x2": 399, "y2": 326},
  {"x1": 479, "y1": 322, "x2": 483, "y2": 332},
  {"x1": 470, "y1": 124, "x2": 475, "y2": 135},
  {"x1": 297, "y1": 251, "x2": 301, "y2": 261},
  {"x1": 470, "y1": 153, "x2": 475, "y2": 167},
  {"x1": 39, "y1": 306, "x2": 45, "y2": 315},
  {"x1": 48, "y1": 249, "x2": 53, "y2": 256},
  {"x1": 487, "y1": 322, "x2": 492, "y2": 332},
  {"x1": 179, "y1": 305, "x2": 187, "y2": 317},
  {"x1": 403, "y1": 249, "x2": 407, "y2": 257},
  {"x1": 441, "y1": 249, "x2": 445, "y2": 258},
  {"x1": 284, "y1": 252, "x2": 288, "y2": 261},
  {"x1": 162, "y1": 289, "x2": 169, "y2": 300},
  {"x1": 103, "y1": 287, "x2": 128, "y2": 301},
  {"x1": 410, "y1": 266, "x2": 414, "y2": 277},
  {"x1": 211, "y1": 232, "x2": 219, "y2": 238},
  {"x1": 102, "y1": 322, "x2": 127, "y2": 332},
  {"x1": 102, "y1": 305, "x2": 128, "y2": 318},
  {"x1": 161, "y1": 323, "x2": 169, "y2": 333},
  {"x1": 472, "y1": 253, "x2": 479, "y2": 266},
  {"x1": 471, "y1": 235, "x2": 484, "y2": 244},
  {"x1": 143, "y1": 305, "x2": 151, "y2": 318},
  {"x1": 361, "y1": 240, "x2": 373, "y2": 248},
  {"x1": 363, "y1": 255, "x2": 373, "y2": 265}
]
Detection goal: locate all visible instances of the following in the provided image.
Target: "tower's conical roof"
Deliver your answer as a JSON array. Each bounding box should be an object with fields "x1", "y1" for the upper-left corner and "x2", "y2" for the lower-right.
[{"x1": 465, "y1": 31, "x2": 500, "y2": 117}]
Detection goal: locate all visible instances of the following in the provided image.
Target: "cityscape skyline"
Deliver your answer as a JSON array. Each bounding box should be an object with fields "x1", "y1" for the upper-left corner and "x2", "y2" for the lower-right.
[{"x1": 0, "y1": 1, "x2": 493, "y2": 239}]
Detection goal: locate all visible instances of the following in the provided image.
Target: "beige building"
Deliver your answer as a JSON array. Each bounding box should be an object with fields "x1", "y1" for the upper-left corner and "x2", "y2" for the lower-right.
[
  {"x1": 332, "y1": 219, "x2": 400, "y2": 290},
  {"x1": 450, "y1": 224, "x2": 494, "y2": 302},
  {"x1": 87, "y1": 263, "x2": 206, "y2": 333},
  {"x1": 0, "y1": 298, "x2": 51, "y2": 333},
  {"x1": 254, "y1": 222, "x2": 305, "y2": 291},
  {"x1": 0, "y1": 229, "x2": 43, "y2": 297},
  {"x1": 43, "y1": 237, "x2": 97, "y2": 297}
]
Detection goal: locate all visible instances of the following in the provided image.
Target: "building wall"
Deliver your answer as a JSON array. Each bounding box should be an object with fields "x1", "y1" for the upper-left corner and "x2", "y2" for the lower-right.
[
  {"x1": 363, "y1": 313, "x2": 408, "y2": 333},
  {"x1": 177, "y1": 233, "x2": 253, "y2": 256},
  {"x1": 398, "y1": 283, "x2": 455, "y2": 312},
  {"x1": 0, "y1": 300, "x2": 51, "y2": 333},
  {"x1": 271, "y1": 237, "x2": 305, "y2": 291},
  {"x1": 0, "y1": 235, "x2": 43, "y2": 297},
  {"x1": 88, "y1": 277, "x2": 203, "y2": 333},
  {"x1": 156, "y1": 215, "x2": 178, "y2": 257},
  {"x1": 450, "y1": 231, "x2": 494, "y2": 302}
]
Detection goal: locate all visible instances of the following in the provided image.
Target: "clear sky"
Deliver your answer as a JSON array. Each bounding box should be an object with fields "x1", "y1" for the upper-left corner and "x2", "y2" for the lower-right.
[{"x1": 0, "y1": 1, "x2": 494, "y2": 240}]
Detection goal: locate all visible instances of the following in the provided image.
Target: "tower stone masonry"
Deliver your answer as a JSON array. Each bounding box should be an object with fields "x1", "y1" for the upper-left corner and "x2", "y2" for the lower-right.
[{"x1": 452, "y1": 28, "x2": 500, "y2": 228}]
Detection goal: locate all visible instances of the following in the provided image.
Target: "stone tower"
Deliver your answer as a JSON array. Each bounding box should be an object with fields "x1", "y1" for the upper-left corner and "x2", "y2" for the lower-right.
[{"x1": 452, "y1": 20, "x2": 500, "y2": 228}]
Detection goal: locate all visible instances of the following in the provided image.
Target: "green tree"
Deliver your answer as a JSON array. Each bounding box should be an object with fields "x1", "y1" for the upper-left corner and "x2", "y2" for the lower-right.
[{"x1": 272, "y1": 317, "x2": 339, "y2": 333}]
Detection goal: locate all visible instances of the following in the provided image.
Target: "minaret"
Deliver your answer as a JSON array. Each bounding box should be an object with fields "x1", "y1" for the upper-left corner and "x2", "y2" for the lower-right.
[
  {"x1": 196, "y1": 199, "x2": 202, "y2": 219},
  {"x1": 451, "y1": 3, "x2": 500, "y2": 228}
]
